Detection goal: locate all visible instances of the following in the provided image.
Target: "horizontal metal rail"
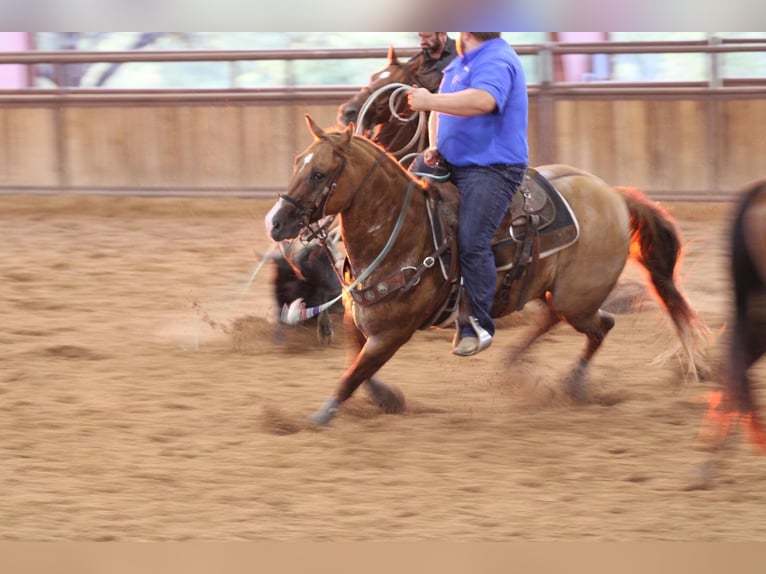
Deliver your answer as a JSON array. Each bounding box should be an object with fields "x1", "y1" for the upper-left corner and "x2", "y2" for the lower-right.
[
  {"x1": 1, "y1": 39, "x2": 766, "y2": 66},
  {"x1": 0, "y1": 83, "x2": 764, "y2": 106},
  {"x1": 0, "y1": 47, "x2": 420, "y2": 65},
  {"x1": 0, "y1": 184, "x2": 738, "y2": 204}
]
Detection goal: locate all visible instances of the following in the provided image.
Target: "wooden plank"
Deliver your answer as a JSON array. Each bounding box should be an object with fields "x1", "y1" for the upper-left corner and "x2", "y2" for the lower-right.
[
  {"x1": 0, "y1": 107, "x2": 58, "y2": 187},
  {"x1": 242, "y1": 104, "x2": 292, "y2": 189},
  {"x1": 612, "y1": 100, "x2": 649, "y2": 188},
  {"x1": 552, "y1": 100, "x2": 579, "y2": 167},
  {"x1": 717, "y1": 98, "x2": 766, "y2": 192},
  {"x1": 0, "y1": 94, "x2": 759, "y2": 198}
]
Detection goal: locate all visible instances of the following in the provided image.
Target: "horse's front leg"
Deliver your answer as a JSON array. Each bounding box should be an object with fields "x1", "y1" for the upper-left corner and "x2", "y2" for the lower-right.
[{"x1": 309, "y1": 315, "x2": 407, "y2": 425}]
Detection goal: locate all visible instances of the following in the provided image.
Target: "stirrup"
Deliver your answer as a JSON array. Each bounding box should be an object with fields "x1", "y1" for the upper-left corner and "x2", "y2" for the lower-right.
[
  {"x1": 451, "y1": 316, "x2": 493, "y2": 356},
  {"x1": 467, "y1": 315, "x2": 493, "y2": 351}
]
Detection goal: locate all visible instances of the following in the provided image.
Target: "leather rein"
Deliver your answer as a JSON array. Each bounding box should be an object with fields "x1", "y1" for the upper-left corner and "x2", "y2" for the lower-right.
[{"x1": 279, "y1": 136, "x2": 455, "y2": 314}]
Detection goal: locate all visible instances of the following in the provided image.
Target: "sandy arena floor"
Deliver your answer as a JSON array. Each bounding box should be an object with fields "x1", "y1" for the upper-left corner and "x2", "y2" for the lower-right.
[{"x1": 1, "y1": 193, "x2": 764, "y2": 541}]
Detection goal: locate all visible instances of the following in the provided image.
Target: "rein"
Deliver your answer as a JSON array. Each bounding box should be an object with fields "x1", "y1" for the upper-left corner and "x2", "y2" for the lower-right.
[{"x1": 281, "y1": 178, "x2": 417, "y2": 325}]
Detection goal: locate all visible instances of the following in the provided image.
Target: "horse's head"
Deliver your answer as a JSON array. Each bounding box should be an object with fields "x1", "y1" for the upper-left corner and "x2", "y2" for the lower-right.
[
  {"x1": 337, "y1": 45, "x2": 421, "y2": 134},
  {"x1": 267, "y1": 115, "x2": 355, "y2": 242}
]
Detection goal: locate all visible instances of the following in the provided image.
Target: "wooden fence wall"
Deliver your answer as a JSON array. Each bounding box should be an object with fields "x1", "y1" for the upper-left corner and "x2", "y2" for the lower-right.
[
  {"x1": 2, "y1": 37, "x2": 766, "y2": 201},
  {"x1": 1, "y1": 88, "x2": 764, "y2": 200}
]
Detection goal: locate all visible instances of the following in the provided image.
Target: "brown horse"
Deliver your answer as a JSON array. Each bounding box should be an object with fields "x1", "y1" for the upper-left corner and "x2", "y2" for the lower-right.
[
  {"x1": 705, "y1": 180, "x2": 766, "y2": 450},
  {"x1": 337, "y1": 46, "x2": 430, "y2": 161},
  {"x1": 266, "y1": 116, "x2": 710, "y2": 425}
]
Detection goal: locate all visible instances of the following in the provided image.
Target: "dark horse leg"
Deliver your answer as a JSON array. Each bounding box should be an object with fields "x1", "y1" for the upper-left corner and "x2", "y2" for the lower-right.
[
  {"x1": 506, "y1": 303, "x2": 561, "y2": 365},
  {"x1": 508, "y1": 301, "x2": 615, "y2": 400},
  {"x1": 316, "y1": 309, "x2": 334, "y2": 346},
  {"x1": 309, "y1": 314, "x2": 407, "y2": 425},
  {"x1": 562, "y1": 309, "x2": 616, "y2": 401}
]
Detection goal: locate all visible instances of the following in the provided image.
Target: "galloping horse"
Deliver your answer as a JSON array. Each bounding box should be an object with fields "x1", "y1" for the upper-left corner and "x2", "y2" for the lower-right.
[
  {"x1": 267, "y1": 116, "x2": 710, "y2": 425},
  {"x1": 338, "y1": 46, "x2": 431, "y2": 161},
  {"x1": 706, "y1": 179, "x2": 766, "y2": 449}
]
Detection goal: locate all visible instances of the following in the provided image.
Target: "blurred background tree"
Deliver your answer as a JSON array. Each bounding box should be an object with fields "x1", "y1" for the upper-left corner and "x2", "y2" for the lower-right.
[{"x1": 30, "y1": 32, "x2": 766, "y2": 89}]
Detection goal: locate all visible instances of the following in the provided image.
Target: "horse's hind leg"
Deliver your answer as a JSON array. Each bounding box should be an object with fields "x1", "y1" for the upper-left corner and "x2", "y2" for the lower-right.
[
  {"x1": 564, "y1": 309, "x2": 616, "y2": 401},
  {"x1": 506, "y1": 304, "x2": 561, "y2": 365}
]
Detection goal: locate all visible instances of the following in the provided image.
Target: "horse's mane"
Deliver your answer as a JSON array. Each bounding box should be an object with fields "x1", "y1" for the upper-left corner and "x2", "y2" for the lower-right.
[{"x1": 322, "y1": 128, "x2": 425, "y2": 189}]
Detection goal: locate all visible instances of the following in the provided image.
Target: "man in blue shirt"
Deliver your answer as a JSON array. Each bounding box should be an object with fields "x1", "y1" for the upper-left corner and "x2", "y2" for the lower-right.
[{"x1": 408, "y1": 32, "x2": 529, "y2": 356}]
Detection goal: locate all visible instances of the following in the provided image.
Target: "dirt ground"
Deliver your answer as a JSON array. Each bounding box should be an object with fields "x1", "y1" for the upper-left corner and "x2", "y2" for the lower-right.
[{"x1": 1, "y1": 193, "x2": 764, "y2": 542}]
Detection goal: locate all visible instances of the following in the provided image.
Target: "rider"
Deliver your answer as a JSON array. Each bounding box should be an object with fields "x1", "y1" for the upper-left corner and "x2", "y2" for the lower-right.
[
  {"x1": 407, "y1": 32, "x2": 530, "y2": 357},
  {"x1": 409, "y1": 32, "x2": 457, "y2": 93}
]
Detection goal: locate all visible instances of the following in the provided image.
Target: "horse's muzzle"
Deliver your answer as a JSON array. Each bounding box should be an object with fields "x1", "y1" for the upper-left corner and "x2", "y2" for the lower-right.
[
  {"x1": 267, "y1": 204, "x2": 303, "y2": 242},
  {"x1": 339, "y1": 106, "x2": 358, "y2": 127}
]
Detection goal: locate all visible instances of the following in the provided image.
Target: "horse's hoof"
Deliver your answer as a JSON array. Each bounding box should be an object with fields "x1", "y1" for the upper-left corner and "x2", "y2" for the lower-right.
[
  {"x1": 685, "y1": 460, "x2": 717, "y2": 491},
  {"x1": 307, "y1": 397, "x2": 340, "y2": 426},
  {"x1": 566, "y1": 383, "x2": 590, "y2": 404},
  {"x1": 564, "y1": 359, "x2": 590, "y2": 403},
  {"x1": 366, "y1": 378, "x2": 406, "y2": 414}
]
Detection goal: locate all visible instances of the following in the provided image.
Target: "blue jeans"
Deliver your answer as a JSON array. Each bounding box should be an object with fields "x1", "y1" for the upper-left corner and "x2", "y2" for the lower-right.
[{"x1": 451, "y1": 163, "x2": 527, "y2": 337}]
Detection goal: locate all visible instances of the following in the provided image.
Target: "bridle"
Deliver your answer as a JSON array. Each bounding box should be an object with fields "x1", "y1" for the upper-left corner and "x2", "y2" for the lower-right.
[
  {"x1": 353, "y1": 60, "x2": 419, "y2": 118},
  {"x1": 352, "y1": 59, "x2": 427, "y2": 158},
  {"x1": 277, "y1": 135, "x2": 420, "y2": 323},
  {"x1": 278, "y1": 135, "x2": 387, "y2": 243}
]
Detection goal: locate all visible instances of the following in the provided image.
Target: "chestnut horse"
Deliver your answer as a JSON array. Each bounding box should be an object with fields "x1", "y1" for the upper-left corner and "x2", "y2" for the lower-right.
[
  {"x1": 266, "y1": 116, "x2": 710, "y2": 425},
  {"x1": 337, "y1": 46, "x2": 430, "y2": 161}
]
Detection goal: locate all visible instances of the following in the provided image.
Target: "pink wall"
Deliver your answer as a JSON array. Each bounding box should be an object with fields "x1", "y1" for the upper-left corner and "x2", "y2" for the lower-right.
[
  {"x1": 0, "y1": 32, "x2": 31, "y2": 88},
  {"x1": 555, "y1": 32, "x2": 609, "y2": 82}
]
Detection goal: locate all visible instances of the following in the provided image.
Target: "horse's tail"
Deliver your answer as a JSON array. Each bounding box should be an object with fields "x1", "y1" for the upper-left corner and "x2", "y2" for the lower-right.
[{"x1": 615, "y1": 186, "x2": 711, "y2": 381}]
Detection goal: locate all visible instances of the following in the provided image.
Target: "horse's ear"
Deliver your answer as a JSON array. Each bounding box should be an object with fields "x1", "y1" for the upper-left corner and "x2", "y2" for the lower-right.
[
  {"x1": 305, "y1": 114, "x2": 325, "y2": 140},
  {"x1": 388, "y1": 44, "x2": 398, "y2": 65},
  {"x1": 340, "y1": 121, "x2": 354, "y2": 147}
]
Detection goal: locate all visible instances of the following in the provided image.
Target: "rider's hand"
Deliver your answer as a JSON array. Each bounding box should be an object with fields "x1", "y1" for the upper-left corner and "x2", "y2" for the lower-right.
[
  {"x1": 423, "y1": 147, "x2": 442, "y2": 167},
  {"x1": 407, "y1": 87, "x2": 431, "y2": 112}
]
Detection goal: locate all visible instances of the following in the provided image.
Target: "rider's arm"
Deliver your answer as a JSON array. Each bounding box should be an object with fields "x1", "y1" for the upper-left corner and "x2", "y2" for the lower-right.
[
  {"x1": 410, "y1": 87, "x2": 497, "y2": 117},
  {"x1": 428, "y1": 109, "x2": 438, "y2": 148}
]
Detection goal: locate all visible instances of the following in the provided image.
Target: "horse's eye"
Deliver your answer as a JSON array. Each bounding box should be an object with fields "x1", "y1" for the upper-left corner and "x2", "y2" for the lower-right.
[{"x1": 311, "y1": 170, "x2": 326, "y2": 183}]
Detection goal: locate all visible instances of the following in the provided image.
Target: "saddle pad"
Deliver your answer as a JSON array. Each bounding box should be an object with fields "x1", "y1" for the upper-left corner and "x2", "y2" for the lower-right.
[{"x1": 492, "y1": 169, "x2": 580, "y2": 269}]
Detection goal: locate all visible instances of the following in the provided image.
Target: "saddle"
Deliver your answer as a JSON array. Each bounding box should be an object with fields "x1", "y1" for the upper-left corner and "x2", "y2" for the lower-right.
[
  {"x1": 416, "y1": 164, "x2": 580, "y2": 314},
  {"x1": 493, "y1": 166, "x2": 580, "y2": 265},
  {"x1": 491, "y1": 167, "x2": 580, "y2": 310},
  {"x1": 344, "y1": 164, "x2": 580, "y2": 325},
  {"x1": 411, "y1": 163, "x2": 579, "y2": 266}
]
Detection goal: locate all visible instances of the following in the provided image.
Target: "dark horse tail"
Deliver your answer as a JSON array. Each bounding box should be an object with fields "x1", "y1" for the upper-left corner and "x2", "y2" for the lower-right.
[{"x1": 615, "y1": 186, "x2": 711, "y2": 381}]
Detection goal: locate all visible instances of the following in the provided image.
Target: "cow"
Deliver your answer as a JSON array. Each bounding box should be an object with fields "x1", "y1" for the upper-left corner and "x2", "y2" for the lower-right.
[{"x1": 270, "y1": 229, "x2": 344, "y2": 346}]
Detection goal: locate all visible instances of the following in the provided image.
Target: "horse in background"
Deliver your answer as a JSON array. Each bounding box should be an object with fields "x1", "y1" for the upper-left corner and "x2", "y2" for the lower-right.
[
  {"x1": 337, "y1": 46, "x2": 431, "y2": 162},
  {"x1": 704, "y1": 180, "x2": 766, "y2": 452},
  {"x1": 267, "y1": 116, "x2": 711, "y2": 426}
]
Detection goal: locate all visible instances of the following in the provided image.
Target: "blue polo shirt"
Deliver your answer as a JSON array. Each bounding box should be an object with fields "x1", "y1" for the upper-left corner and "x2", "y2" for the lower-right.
[{"x1": 436, "y1": 37, "x2": 529, "y2": 167}]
